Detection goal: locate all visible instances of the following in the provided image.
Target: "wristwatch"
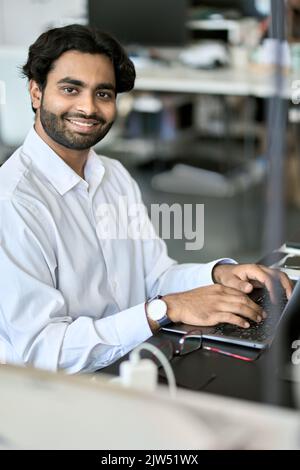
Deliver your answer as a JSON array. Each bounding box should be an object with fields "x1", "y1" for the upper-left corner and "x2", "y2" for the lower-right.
[{"x1": 145, "y1": 295, "x2": 171, "y2": 327}]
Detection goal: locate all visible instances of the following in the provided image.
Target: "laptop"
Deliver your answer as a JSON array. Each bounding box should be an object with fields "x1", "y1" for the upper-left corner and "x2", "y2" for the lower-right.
[{"x1": 162, "y1": 279, "x2": 300, "y2": 350}]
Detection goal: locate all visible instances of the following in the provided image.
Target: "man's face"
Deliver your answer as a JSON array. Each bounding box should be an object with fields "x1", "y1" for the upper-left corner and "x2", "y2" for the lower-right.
[{"x1": 32, "y1": 50, "x2": 117, "y2": 150}]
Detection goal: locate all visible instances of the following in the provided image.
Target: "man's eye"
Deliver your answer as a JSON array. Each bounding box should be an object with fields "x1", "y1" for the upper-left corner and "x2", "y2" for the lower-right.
[
  {"x1": 97, "y1": 91, "x2": 113, "y2": 99},
  {"x1": 63, "y1": 87, "x2": 77, "y2": 94}
]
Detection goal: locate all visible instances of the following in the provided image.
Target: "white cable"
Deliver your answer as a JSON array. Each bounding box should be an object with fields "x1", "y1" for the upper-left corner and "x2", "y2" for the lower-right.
[{"x1": 129, "y1": 342, "x2": 177, "y2": 399}]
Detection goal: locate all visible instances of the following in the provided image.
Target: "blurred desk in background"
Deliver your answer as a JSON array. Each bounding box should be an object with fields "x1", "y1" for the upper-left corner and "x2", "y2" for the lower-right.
[{"x1": 134, "y1": 63, "x2": 293, "y2": 98}]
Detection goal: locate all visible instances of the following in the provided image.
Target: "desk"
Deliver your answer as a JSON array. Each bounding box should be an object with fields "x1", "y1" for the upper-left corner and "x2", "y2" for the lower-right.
[
  {"x1": 101, "y1": 331, "x2": 297, "y2": 409},
  {"x1": 100, "y1": 249, "x2": 300, "y2": 410},
  {"x1": 134, "y1": 63, "x2": 294, "y2": 98},
  {"x1": 161, "y1": 332, "x2": 296, "y2": 407},
  {"x1": 124, "y1": 62, "x2": 293, "y2": 175}
]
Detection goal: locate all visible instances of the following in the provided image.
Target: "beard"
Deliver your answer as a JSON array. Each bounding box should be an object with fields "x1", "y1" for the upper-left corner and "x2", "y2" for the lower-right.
[{"x1": 39, "y1": 99, "x2": 114, "y2": 151}]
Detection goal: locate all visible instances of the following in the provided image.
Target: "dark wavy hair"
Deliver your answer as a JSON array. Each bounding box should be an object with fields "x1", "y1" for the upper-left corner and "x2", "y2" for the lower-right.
[{"x1": 22, "y1": 24, "x2": 135, "y2": 111}]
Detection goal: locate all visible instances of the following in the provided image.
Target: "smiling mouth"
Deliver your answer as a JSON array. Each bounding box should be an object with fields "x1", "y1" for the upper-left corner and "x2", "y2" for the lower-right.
[{"x1": 65, "y1": 118, "x2": 101, "y2": 131}]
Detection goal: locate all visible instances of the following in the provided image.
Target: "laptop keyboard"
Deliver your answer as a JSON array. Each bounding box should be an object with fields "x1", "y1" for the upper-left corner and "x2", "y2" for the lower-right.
[{"x1": 213, "y1": 288, "x2": 288, "y2": 344}]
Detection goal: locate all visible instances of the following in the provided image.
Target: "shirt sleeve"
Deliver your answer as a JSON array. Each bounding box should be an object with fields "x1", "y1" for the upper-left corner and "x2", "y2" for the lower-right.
[{"x1": 0, "y1": 198, "x2": 152, "y2": 374}]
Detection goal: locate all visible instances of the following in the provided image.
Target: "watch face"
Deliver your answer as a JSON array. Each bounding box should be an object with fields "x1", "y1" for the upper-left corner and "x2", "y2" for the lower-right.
[{"x1": 147, "y1": 298, "x2": 167, "y2": 321}]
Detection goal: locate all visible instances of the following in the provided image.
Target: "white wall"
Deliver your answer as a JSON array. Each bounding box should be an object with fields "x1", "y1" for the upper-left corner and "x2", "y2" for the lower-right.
[
  {"x1": 0, "y1": 0, "x2": 88, "y2": 47},
  {"x1": 0, "y1": 0, "x2": 88, "y2": 153}
]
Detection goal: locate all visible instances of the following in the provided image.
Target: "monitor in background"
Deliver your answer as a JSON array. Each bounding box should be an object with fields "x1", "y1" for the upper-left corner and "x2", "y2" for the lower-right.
[
  {"x1": 88, "y1": 0, "x2": 188, "y2": 48},
  {"x1": 190, "y1": 0, "x2": 265, "y2": 18}
]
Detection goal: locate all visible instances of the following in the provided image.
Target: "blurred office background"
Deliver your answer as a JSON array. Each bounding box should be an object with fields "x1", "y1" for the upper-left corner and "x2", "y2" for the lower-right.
[{"x1": 0, "y1": 0, "x2": 300, "y2": 264}]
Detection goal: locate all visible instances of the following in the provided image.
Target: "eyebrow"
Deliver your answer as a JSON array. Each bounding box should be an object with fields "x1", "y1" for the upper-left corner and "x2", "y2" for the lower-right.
[{"x1": 57, "y1": 77, "x2": 116, "y2": 93}]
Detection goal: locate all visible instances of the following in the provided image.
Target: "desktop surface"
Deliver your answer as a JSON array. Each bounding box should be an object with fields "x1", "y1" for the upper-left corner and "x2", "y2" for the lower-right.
[
  {"x1": 100, "y1": 330, "x2": 298, "y2": 409},
  {"x1": 133, "y1": 61, "x2": 293, "y2": 98}
]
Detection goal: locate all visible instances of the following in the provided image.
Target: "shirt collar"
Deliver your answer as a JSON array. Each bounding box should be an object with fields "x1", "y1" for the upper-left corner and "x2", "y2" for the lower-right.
[
  {"x1": 83, "y1": 148, "x2": 106, "y2": 197},
  {"x1": 22, "y1": 126, "x2": 105, "y2": 196}
]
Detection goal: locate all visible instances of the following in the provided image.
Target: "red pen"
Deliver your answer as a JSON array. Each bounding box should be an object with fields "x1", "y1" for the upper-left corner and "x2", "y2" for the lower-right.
[{"x1": 203, "y1": 345, "x2": 254, "y2": 362}]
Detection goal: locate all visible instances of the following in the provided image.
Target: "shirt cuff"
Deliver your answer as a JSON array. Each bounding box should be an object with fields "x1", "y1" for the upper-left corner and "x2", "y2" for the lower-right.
[
  {"x1": 207, "y1": 258, "x2": 238, "y2": 284},
  {"x1": 113, "y1": 303, "x2": 153, "y2": 355}
]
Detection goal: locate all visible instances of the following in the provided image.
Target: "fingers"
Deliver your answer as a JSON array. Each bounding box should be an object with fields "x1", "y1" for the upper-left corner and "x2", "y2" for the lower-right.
[
  {"x1": 214, "y1": 263, "x2": 293, "y2": 302},
  {"x1": 254, "y1": 266, "x2": 291, "y2": 302},
  {"x1": 215, "y1": 312, "x2": 251, "y2": 329},
  {"x1": 217, "y1": 295, "x2": 263, "y2": 323},
  {"x1": 208, "y1": 285, "x2": 263, "y2": 322},
  {"x1": 222, "y1": 274, "x2": 253, "y2": 294},
  {"x1": 183, "y1": 273, "x2": 292, "y2": 331},
  {"x1": 213, "y1": 285, "x2": 263, "y2": 321},
  {"x1": 236, "y1": 264, "x2": 291, "y2": 303},
  {"x1": 259, "y1": 266, "x2": 293, "y2": 300},
  {"x1": 214, "y1": 284, "x2": 250, "y2": 297}
]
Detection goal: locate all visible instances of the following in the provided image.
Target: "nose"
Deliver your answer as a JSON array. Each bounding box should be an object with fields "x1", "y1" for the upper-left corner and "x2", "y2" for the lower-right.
[{"x1": 75, "y1": 91, "x2": 98, "y2": 117}]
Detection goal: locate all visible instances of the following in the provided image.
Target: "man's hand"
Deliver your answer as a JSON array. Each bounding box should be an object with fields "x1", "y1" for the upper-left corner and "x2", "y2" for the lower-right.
[
  {"x1": 160, "y1": 263, "x2": 293, "y2": 330},
  {"x1": 163, "y1": 284, "x2": 265, "y2": 329},
  {"x1": 212, "y1": 263, "x2": 293, "y2": 302}
]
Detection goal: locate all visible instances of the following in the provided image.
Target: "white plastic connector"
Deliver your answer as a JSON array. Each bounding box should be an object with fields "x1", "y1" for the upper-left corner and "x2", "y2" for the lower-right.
[
  {"x1": 113, "y1": 342, "x2": 177, "y2": 398},
  {"x1": 120, "y1": 358, "x2": 157, "y2": 393}
]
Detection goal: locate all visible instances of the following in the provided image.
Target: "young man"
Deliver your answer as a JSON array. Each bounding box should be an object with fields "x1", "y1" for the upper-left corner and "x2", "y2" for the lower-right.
[{"x1": 0, "y1": 25, "x2": 292, "y2": 373}]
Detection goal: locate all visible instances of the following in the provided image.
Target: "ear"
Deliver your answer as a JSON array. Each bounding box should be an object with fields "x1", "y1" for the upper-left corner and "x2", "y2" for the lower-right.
[{"x1": 29, "y1": 79, "x2": 42, "y2": 112}]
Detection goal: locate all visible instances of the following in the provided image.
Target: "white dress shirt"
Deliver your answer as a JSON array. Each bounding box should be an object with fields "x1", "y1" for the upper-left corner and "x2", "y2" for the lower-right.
[{"x1": 0, "y1": 127, "x2": 233, "y2": 373}]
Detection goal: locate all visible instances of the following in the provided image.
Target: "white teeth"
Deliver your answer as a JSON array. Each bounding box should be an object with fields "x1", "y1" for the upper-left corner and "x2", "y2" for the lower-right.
[{"x1": 69, "y1": 120, "x2": 95, "y2": 127}]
